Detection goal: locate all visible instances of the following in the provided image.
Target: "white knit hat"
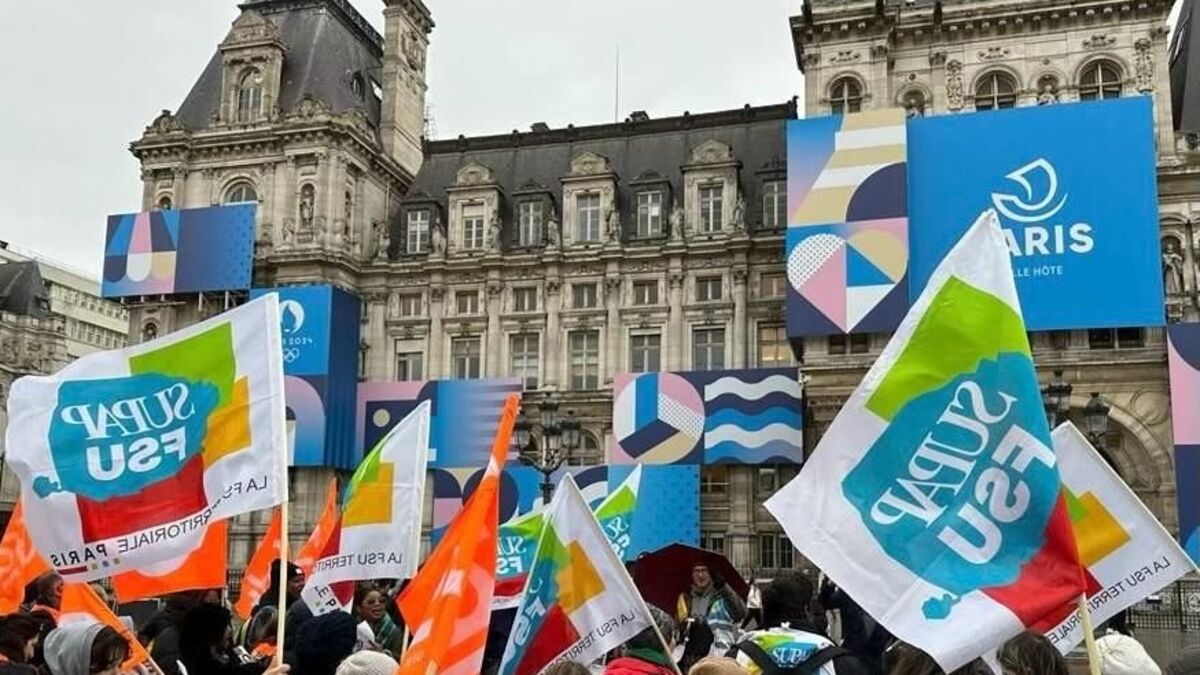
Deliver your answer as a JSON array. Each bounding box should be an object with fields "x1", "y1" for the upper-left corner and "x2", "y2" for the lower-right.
[
  {"x1": 336, "y1": 650, "x2": 401, "y2": 675},
  {"x1": 1096, "y1": 633, "x2": 1162, "y2": 675}
]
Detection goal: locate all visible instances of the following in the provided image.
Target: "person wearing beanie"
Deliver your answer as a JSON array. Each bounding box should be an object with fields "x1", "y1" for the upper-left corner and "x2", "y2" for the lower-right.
[
  {"x1": 1095, "y1": 633, "x2": 1161, "y2": 675},
  {"x1": 335, "y1": 650, "x2": 399, "y2": 675},
  {"x1": 257, "y1": 560, "x2": 305, "y2": 616},
  {"x1": 291, "y1": 611, "x2": 358, "y2": 675},
  {"x1": 1167, "y1": 644, "x2": 1200, "y2": 675},
  {"x1": 688, "y1": 656, "x2": 750, "y2": 674}
]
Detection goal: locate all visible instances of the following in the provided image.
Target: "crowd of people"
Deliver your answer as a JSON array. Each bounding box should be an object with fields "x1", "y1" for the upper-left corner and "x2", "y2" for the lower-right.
[{"x1": 0, "y1": 561, "x2": 1195, "y2": 675}]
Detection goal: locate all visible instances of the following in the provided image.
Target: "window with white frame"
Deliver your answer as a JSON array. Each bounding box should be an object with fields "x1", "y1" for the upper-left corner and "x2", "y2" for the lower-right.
[
  {"x1": 569, "y1": 330, "x2": 600, "y2": 390},
  {"x1": 236, "y1": 69, "x2": 263, "y2": 123},
  {"x1": 757, "y1": 324, "x2": 790, "y2": 367},
  {"x1": 407, "y1": 210, "x2": 430, "y2": 254},
  {"x1": 1079, "y1": 61, "x2": 1124, "y2": 101},
  {"x1": 451, "y1": 337, "x2": 482, "y2": 379},
  {"x1": 395, "y1": 351, "x2": 424, "y2": 381},
  {"x1": 512, "y1": 287, "x2": 538, "y2": 313},
  {"x1": 758, "y1": 533, "x2": 794, "y2": 569},
  {"x1": 462, "y1": 203, "x2": 485, "y2": 250},
  {"x1": 699, "y1": 185, "x2": 724, "y2": 233},
  {"x1": 572, "y1": 283, "x2": 598, "y2": 309},
  {"x1": 518, "y1": 201, "x2": 544, "y2": 247},
  {"x1": 700, "y1": 533, "x2": 726, "y2": 554},
  {"x1": 576, "y1": 193, "x2": 601, "y2": 242},
  {"x1": 760, "y1": 273, "x2": 786, "y2": 298},
  {"x1": 636, "y1": 191, "x2": 664, "y2": 238},
  {"x1": 696, "y1": 276, "x2": 723, "y2": 302},
  {"x1": 398, "y1": 294, "x2": 422, "y2": 317},
  {"x1": 762, "y1": 181, "x2": 786, "y2": 229},
  {"x1": 830, "y1": 77, "x2": 863, "y2": 115},
  {"x1": 510, "y1": 333, "x2": 540, "y2": 389},
  {"x1": 700, "y1": 466, "x2": 728, "y2": 494},
  {"x1": 456, "y1": 291, "x2": 479, "y2": 315},
  {"x1": 632, "y1": 280, "x2": 658, "y2": 306},
  {"x1": 693, "y1": 327, "x2": 725, "y2": 371},
  {"x1": 224, "y1": 182, "x2": 258, "y2": 205},
  {"x1": 630, "y1": 333, "x2": 662, "y2": 373}
]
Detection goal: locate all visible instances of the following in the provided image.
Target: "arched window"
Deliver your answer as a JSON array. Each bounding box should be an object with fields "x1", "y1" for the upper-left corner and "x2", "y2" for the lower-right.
[
  {"x1": 901, "y1": 90, "x2": 927, "y2": 118},
  {"x1": 237, "y1": 69, "x2": 263, "y2": 123},
  {"x1": 224, "y1": 182, "x2": 258, "y2": 204},
  {"x1": 829, "y1": 77, "x2": 863, "y2": 115},
  {"x1": 567, "y1": 431, "x2": 602, "y2": 466},
  {"x1": 351, "y1": 73, "x2": 365, "y2": 102},
  {"x1": 974, "y1": 72, "x2": 1017, "y2": 111},
  {"x1": 156, "y1": 195, "x2": 173, "y2": 211},
  {"x1": 142, "y1": 322, "x2": 158, "y2": 343},
  {"x1": 1079, "y1": 61, "x2": 1124, "y2": 101}
]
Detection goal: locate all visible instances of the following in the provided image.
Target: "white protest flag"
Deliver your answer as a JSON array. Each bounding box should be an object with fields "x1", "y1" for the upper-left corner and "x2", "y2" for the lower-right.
[
  {"x1": 499, "y1": 474, "x2": 657, "y2": 675},
  {"x1": 302, "y1": 401, "x2": 430, "y2": 614},
  {"x1": 766, "y1": 210, "x2": 1087, "y2": 670},
  {"x1": 1046, "y1": 422, "x2": 1196, "y2": 652},
  {"x1": 5, "y1": 294, "x2": 287, "y2": 581}
]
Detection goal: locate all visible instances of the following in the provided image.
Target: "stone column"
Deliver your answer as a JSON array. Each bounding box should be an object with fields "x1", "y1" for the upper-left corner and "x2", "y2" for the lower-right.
[
  {"x1": 667, "y1": 270, "x2": 685, "y2": 371},
  {"x1": 545, "y1": 279, "x2": 562, "y2": 388},
  {"x1": 486, "y1": 281, "x2": 504, "y2": 377},
  {"x1": 732, "y1": 268, "x2": 748, "y2": 368},
  {"x1": 604, "y1": 276, "x2": 622, "y2": 381},
  {"x1": 428, "y1": 286, "x2": 446, "y2": 378},
  {"x1": 139, "y1": 169, "x2": 156, "y2": 211}
]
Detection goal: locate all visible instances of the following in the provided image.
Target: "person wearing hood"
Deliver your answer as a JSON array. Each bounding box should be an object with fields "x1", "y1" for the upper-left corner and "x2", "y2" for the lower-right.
[
  {"x1": 180, "y1": 603, "x2": 269, "y2": 675},
  {"x1": 1095, "y1": 633, "x2": 1161, "y2": 675},
  {"x1": 256, "y1": 561, "x2": 304, "y2": 616},
  {"x1": 42, "y1": 623, "x2": 129, "y2": 675},
  {"x1": 605, "y1": 605, "x2": 678, "y2": 675}
]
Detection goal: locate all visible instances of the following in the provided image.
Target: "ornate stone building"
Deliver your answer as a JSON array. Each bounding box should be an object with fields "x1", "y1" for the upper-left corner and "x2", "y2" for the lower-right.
[
  {"x1": 125, "y1": 0, "x2": 1192, "y2": 573},
  {"x1": 794, "y1": 0, "x2": 1185, "y2": 533}
]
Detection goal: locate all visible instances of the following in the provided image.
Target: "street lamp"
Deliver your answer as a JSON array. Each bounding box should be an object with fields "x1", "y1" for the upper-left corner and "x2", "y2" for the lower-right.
[
  {"x1": 513, "y1": 392, "x2": 582, "y2": 503},
  {"x1": 1042, "y1": 369, "x2": 1073, "y2": 428},
  {"x1": 1083, "y1": 392, "x2": 1111, "y2": 449}
]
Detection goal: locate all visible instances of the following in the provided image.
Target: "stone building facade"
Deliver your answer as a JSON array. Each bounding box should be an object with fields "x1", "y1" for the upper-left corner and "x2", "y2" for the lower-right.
[
  {"x1": 123, "y1": 0, "x2": 1192, "y2": 574},
  {"x1": 794, "y1": 0, "x2": 1185, "y2": 536}
]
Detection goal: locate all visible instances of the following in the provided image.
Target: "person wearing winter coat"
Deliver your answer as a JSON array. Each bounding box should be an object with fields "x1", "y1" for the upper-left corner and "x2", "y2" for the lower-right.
[
  {"x1": 42, "y1": 623, "x2": 129, "y2": 675},
  {"x1": 605, "y1": 605, "x2": 678, "y2": 675},
  {"x1": 1095, "y1": 633, "x2": 1161, "y2": 675}
]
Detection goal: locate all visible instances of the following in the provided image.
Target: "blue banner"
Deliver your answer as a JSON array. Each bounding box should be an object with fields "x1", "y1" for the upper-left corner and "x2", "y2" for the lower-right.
[{"x1": 908, "y1": 97, "x2": 1163, "y2": 330}]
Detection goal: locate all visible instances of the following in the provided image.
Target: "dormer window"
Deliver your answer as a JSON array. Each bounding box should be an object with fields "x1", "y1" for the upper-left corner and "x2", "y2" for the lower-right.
[
  {"x1": 517, "y1": 201, "x2": 544, "y2": 247},
  {"x1": 237, "y1": 69, "x2": 264, "y2": 123},
  {"x1": 699, "y1": 184, "x2": 724, "y2": 233},
  {"x1": 636, "y1": 191, "x2": 664, "y2": 238}
]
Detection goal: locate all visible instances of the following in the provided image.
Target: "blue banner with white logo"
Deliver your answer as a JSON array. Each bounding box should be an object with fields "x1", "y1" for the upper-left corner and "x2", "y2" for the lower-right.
[{"x1": 908, "y1": 97, "x2": 1163, "y2": 330}]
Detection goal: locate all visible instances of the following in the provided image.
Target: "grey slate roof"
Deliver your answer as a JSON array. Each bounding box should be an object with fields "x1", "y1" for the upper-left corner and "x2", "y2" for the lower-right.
[
  {"x1": 175, "y1": 0, "x2": 383, "y2": 131},
  {"x1": 1172, "y1": 0, "x2": 1200, "y2": 132},
  {"x1": 0, "y1": 261, "x2": 49, "y2": 318},
  {"x1": 404, "y1": 102, "x2": 797, "y2": 217}
]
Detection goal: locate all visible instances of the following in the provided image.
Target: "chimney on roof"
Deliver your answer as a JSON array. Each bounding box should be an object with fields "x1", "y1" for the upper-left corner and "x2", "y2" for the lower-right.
[
  {"x1": 530, "y1": 122, "x2": 551, "y2": 133},
  {"x1": 629, "y1": 111, "x2": 650, "y2": 122}
]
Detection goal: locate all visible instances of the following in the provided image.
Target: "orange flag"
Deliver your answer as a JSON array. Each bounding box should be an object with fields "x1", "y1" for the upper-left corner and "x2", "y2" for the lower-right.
[
  {"x1": 0, "y1": 503, "x2": 50, "y2": 613},
  {"x1": 60, "y1": 583, "x2": 154, "y2": 670},
  {"x1": 397, "y1": 393, "x2": 517, "y2": 675},
  {"x1": 294, "y1": 478, "x2": 339, "y2": 576},
  {"x1": 111, "y1": 519, "x2": 229, "y2": 603},
  {"x1": 234, "y1": 510, "x2": 283, "y2": 620}
]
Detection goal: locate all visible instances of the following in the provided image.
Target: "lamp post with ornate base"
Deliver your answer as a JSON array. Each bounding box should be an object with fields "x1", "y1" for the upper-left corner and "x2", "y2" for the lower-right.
[{"x1": 512, "y1": 392, "x2": 581, "y2": 503}]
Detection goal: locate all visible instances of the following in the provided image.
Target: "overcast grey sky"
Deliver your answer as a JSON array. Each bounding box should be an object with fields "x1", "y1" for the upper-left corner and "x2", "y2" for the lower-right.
[{"x1": 0, "y1": 0, "x2": 800, "y2": 278}]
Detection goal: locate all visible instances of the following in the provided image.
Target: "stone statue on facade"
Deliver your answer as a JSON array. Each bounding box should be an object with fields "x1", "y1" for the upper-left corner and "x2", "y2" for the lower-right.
[
  {"x1": 605, "y1": 205, "x2": 621, "y2": 242},
  {"x1": 546, "y1": 215, "x2": 561, "y2": 249},
  {"x1": 488, "y1": 212, "x2": 503, "y2": 252},
  {"x1": 299, "y1": 191, "x2": 315, "y2": 231},
  {"x1": 732, "y1": 195, "x2": 746, "y2": 232},
  {"x1": 1164, "y1": 239, "x2": 1186, "y2": 296},
  {"x1": 431, "y1": 221, "x2": 447, "y2": 257},
  {"x1": 669, "y1": 202, "x2": 684, "y2": 242},
  {"x1": 281, "y1": 219, "x2": 296, "y2": 248},
  {"x1": 374, "y1": 222, "x2": 390, "y2": 262},
  {"x1": 388, "y1": 292, "x2": 400, "y2": 318},
  {"x1": 1037, "y1": 84, "x2": 1058, "y2": 106}
]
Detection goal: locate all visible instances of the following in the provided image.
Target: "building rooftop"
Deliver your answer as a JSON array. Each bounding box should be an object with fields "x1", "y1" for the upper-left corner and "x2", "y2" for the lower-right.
[
  {"x1": 0, "y1": 261, "x2": 49, "y2": 318},
  {"x1": 175, "y1": 0, "x2": 385, "y2": 131},
  {"x1": 405, "y1": 101, "x2": 797, "y2": 213}
]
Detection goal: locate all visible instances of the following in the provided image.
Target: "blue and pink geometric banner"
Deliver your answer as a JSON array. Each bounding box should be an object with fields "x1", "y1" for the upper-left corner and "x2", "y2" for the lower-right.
[
  {"x1": 1169, "y1": 323, "x2": 1200, "y2": 561},
  {"x1": 102, "y1": 205, "x2": 255, "y2": 298},
  {"x1": 609, "y1": 367, "x2": 803, "y2": 465}
]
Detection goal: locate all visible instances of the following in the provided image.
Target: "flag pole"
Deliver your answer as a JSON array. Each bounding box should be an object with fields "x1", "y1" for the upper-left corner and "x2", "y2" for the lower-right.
[
  {"x1": 1076, "y1": 594, "x2": 1101, "y2": 675},
  {"x1": 268, "y1": 292, "x2": 290, "y2": 666}
]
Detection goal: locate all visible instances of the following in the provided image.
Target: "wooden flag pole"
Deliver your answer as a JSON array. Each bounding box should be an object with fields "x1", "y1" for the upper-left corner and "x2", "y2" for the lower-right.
[
  {"x1": 1076, "y1": 595, "x2": 1101, "y2": 675},
  {"x1": 273, "y1": 500, "x2": 290, "y2": 666}
]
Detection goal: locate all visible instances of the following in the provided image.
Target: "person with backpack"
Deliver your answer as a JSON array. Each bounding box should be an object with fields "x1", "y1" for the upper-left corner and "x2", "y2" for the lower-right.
[{"x1": 726, "y1": 572, "x2": 868, "y2": 675}]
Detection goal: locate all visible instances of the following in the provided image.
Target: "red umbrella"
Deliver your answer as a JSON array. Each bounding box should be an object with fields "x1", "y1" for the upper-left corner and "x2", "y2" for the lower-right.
[{"x1": 631, "y1": 543, "x2": 749, "y2": 616}]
